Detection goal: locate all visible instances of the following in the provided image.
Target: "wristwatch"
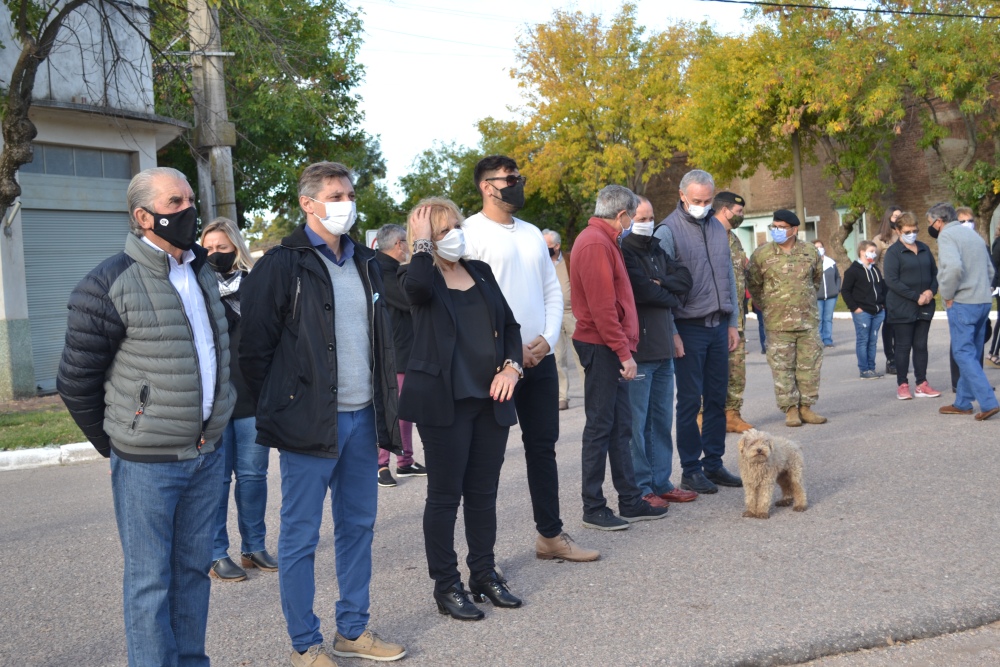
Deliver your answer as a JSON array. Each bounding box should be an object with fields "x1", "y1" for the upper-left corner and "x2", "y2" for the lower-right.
[{"x1": 502, "y1": 359, "x2": 524, "y2": 378}]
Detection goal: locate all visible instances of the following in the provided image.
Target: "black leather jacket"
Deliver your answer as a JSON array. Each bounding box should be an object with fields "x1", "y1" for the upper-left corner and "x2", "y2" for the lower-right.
[{"x1": 239, "y1": 225, "x2": 402, "y2": 457}]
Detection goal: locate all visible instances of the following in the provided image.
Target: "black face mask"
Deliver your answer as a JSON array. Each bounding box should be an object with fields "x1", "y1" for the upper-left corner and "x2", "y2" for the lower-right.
[
  {"x1": 928, "y1": 223, "x2": 940, "y2": 239},
  {"x1": 145, "y1": 206, "x2": 198, "y2": 251},
  {"x1": 207, "y1": 250, "x2": 237, "y2": 274},
  {"x1": 548, "y1": 247, "x2": 557, "y2": 258},
  {"x1": 494, "y1": 182, "x2": 525, "y2": 211}
]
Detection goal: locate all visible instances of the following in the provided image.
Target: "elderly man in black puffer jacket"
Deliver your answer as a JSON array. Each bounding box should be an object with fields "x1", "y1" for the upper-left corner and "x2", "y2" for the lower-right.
[
  {"x1": 58, "y1": 167, "x2": 236, "y2": 667},
  {"x1": 621, "y1": 196, "x2": 695, "y2": 509}
]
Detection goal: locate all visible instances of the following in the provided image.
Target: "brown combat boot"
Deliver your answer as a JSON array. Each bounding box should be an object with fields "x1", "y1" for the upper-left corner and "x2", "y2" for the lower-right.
[
  {"x1": 536, "y1": 532, "x2": 600, "y2": 562},
  {"x1": 725, "y1": 410, "x2": 753, "y2": 433},
  {"x1": 785, "y1": 406, "x2": 802, "y2": 427},
  {"x1": 799, "y1": 405, "x2": 828, "y2": 424}
]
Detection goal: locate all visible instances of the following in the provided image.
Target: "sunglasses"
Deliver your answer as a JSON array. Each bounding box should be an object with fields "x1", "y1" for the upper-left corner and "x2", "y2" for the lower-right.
[{"x1": 484, "y1": 175, "x2": 527, "y2": 188}]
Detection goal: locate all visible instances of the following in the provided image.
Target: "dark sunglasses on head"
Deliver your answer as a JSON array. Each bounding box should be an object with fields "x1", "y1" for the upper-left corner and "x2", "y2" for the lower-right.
[{"x1": 485, "y1": 175, "x2": 527, "y2": 188}]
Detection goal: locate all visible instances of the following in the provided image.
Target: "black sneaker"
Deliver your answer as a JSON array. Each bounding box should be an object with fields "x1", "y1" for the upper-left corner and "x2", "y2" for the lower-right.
[
  {"x1": 396, "y1": 462, "x2": 427, "y2": 477},
  {"x1": 680, "y1": 472, "x2": 719, "y2": 494},
  {"x1": 377, "y1": 467, "x2": 397, "y2": 487},
  {"x1": 619, "y1": 500, "x2": 669, "y2": 523},
  {"x1": 582, "y1": 507, "x2": 629, "y2": 531}
]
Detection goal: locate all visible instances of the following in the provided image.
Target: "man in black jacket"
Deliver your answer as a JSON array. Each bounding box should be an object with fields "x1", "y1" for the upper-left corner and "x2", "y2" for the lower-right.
[
  {"x1": 240, "y1": 162, "x2": 405, "y2": 666},
  {"x1": 621, "y1": 196, "x2": 698, "y2": 507},
  {"x1": 374, "y1": 223, "x2": 426, "y2": 488}
]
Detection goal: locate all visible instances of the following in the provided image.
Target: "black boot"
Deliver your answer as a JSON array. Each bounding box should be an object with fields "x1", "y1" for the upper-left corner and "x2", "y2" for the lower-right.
[
  {"x1": 434, "y1": 583, "x2": 484, "y2": 621},
  {"x1": 469, "y1": 569, "x2": 522, "y2": 608},
  {"x1": 209, "y1": 556, "x2": 247, "y2": 582}
]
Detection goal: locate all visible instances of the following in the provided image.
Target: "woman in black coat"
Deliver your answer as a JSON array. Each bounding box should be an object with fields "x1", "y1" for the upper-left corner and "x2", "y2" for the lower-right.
[
  {"x1": 398, "y1": 198, "x2": 523, "y2": 621},
  {"x1": 883, "y1": 212, "x2": 941, "y2": 400}
]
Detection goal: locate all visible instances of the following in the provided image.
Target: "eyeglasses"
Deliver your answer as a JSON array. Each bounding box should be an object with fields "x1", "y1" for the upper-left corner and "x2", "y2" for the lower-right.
[
  {"x1": 484, "y1": 175, "x2": 527, "y2": 188},
  {"x1": 767, "y1": 225, "x2": 792, "y2": 231}
]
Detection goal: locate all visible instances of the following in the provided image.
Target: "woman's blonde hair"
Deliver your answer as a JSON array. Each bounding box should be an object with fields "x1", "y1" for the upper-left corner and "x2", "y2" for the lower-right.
[
  {"x1": 200, "y1": 217, "x2": 255, "y2": 272},
  {"x1": 405, "y1": 197, "x2": 464, "y2": 267}
]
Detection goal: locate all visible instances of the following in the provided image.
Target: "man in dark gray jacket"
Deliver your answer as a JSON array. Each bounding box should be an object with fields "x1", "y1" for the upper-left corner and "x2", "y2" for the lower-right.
[
  {"x1": 654, "y1": 169, "x2": 742, "y2": 495},
  {"x1": 58, "y1": 167, "x2": 236, "y2": 666}
]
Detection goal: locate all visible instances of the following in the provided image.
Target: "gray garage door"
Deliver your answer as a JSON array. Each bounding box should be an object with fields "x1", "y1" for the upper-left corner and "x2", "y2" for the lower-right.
[{"x1": 21, "y1": 209, "x2": 130, "y2": 393}]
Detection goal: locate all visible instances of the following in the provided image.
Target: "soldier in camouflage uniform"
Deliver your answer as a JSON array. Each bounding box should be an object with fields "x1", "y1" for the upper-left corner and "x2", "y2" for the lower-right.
[
  {"x1": 747, "y1": 209, "x2": 827, "y2": 427},
  {"x1": 713, "y1": 192, "x2": 753, "y2": 433}
]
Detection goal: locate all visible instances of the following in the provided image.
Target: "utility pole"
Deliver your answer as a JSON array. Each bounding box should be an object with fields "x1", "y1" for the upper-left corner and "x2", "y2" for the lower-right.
[
  {"x1": 791, "y1": 129, "x2": 806, "y2": 226},
  {"x1": 188, "y1": 0, "x2": 237, "y2": 224}
]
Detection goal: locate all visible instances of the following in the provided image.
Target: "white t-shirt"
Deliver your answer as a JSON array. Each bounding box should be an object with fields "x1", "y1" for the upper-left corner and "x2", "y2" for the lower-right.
[{"x1": 462, "y1": 212, "x2": 563, "y2": 352}]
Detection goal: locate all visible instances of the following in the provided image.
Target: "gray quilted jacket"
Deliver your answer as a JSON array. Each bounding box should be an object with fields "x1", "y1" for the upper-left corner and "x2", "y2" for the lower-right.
[{"x1": 58, "y1": 233, "x2": 236, "y2": 461}]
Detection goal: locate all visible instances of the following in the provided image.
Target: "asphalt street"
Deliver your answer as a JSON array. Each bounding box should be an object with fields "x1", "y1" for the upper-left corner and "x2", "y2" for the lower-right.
[{"x1": 3, "y1": 319, "x2": 1000, "y2": 667}]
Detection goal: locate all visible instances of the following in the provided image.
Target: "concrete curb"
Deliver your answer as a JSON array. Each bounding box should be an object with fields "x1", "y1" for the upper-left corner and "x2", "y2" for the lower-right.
[{"x1": 0, "y1": 442, "x2": 101, "y2": 472}]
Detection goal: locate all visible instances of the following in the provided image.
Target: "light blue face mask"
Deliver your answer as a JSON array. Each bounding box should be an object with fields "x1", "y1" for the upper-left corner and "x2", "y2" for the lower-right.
[{"x1": 770, "y1": 227, "x2": 789, "y2": 244}]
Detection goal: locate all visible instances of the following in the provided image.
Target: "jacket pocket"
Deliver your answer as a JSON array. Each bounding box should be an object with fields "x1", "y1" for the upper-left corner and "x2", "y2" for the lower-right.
[
  {"x1": 129, "y1": 384, "x2": 150, "y2": 432},
  {"x1": 408, "y1": 358, "x2": 441, "y2": 377}
]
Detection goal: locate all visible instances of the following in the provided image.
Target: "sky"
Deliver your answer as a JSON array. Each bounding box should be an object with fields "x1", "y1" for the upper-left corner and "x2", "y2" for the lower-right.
[{"x1": 349, "y1": 0, "x2": 749, "y2": 197}]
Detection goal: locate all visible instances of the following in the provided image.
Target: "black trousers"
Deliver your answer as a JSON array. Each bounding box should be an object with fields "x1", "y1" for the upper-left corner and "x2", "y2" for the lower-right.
[
  {"x1": 513, "y1": 354, "x2": 563, "y2": 538},
  {"x1": 573, "y1": 340, "x2": 642, "y2": 515},
  {"x1": 882, "y1": 320, "x2": 895, "y2": 365},
  {"x1": 893, "y1": 319, "x2": 931, "y2": 386},
  {"x1": 991, "y1": 295, "x2": 1000, "y2": 357},
  {"x1": 419, "y1": 398, "x2": 509, "y2": 593}
]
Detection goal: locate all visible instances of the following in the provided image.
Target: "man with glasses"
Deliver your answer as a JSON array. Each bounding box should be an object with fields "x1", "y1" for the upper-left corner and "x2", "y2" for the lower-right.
[
  {"x1": 463, "y1": 155, "x2": 599, "y2": 562},
  {"x1": 655, "y1": 169, "x2": 742, "y2": 496},
  {"x1": 747, "y1": 209, "x2": 827, "y2": 427}
]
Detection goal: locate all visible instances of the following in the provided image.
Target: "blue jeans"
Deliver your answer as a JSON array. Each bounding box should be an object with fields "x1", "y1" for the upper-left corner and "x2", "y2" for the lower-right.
[
  {"x1": 948, "y1": 302, "x2": 999, "y2": 412},
  {"x1": 629, "y1": 358, "x2": 676, "y2": 496},
  {"x1": 111, "y1": 447, "x2": 223, "y2": 667},
  {"x1": 278, "y1": 406, "x2": 377, "y2": 652},
  {"x1": 213, "y1": 416, "x2": 270, "y2": 560},
  {"x1": 818, "y1": 297, "x2": 837, "y2": 346},
  {"x1": 851, "y1": 310, "x2": 885, "y2": 372},
  {"x1": 674, "y1": 321, "x2": 729, "y2": 477}
]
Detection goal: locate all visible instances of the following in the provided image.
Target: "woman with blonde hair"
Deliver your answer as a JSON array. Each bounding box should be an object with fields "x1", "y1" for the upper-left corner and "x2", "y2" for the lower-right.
[
  {"x1": 201, "y1": 217, "x2": 277, "y2": 581},
  {"x1": 398, "y1": 197, "x2": 523, "y2": 621}
]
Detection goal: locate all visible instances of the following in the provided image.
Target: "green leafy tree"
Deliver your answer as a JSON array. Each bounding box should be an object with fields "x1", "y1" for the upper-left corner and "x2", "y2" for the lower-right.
[{"x1": 154, "y1": 0, "x2": 385, "y2": 230}]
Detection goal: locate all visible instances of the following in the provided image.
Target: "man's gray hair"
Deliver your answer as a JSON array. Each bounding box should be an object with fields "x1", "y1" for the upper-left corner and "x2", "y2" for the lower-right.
[
  {"x1": 126, "y1": 167, "x2": 189, "y2": 237},
  {"x1": 926, "y1": 202, "x2": 957, "y2": 224},
  {"x1": 376, "y1": 223, "x2": 407, "y2": 250},
  {"x1": 298, "y1": 161, "x2": 354, "y2": 200},
  {"x1": 542, "y1": 228, "x2": 561, "y2": 245},
  {"x1": 594, "y1": 185, "x2": 640, "y2": 219},
  {"x1": 679, "y1": 169, "x2": 715, "y2": 194}
]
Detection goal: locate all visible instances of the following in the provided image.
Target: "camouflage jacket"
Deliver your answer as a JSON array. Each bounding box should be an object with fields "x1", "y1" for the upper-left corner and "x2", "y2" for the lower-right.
[{"x1": 747, "y1": 239, "x2": 823, "y2": 332}]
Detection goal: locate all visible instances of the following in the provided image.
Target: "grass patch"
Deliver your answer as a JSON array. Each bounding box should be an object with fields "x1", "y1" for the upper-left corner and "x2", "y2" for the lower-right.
[{"x1": 0, "y1": 405, "x2": 85, "y2": 451}]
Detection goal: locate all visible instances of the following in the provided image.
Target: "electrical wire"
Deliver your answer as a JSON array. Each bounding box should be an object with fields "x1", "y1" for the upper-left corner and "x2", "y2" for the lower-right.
[
  {"x1": 696, "y1": 0, "x2": 1000, "y2": 20},
  {"x1": 366, "y1": 26, "x2": 514, "y2": 50}
]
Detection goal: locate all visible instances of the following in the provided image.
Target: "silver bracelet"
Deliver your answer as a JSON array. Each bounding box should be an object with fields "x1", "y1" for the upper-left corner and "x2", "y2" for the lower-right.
[{"x1": 412, "y1": 238, "x2": 434, "y2": 254}]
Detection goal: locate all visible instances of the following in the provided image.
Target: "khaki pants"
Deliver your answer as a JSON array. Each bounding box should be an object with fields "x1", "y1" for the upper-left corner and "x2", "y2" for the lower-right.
[{"x1": 555, "y1": 311, "x2": 585, "y2": 402}]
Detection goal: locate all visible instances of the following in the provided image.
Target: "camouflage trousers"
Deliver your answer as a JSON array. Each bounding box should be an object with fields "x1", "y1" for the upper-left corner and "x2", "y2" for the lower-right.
[
  {"x1": 765, "y1": 328, "x2": 822, "y2": 411},
  {"x1": 725, "y1": 331, "x2": 746, "y2": 412}
]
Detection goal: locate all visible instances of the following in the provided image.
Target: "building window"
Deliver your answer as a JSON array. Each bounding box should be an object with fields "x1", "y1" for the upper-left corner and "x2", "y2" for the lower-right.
[
  {"x1": 20, "y1": 144, "x2": 133, "y2": 180},
  {"x1": 838, "y1": 209, "x2": 868, "y2": 260}
]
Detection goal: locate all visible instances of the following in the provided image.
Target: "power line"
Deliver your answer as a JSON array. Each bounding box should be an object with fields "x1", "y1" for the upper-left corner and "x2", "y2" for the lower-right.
[
  {"x1": 366, "y1": 26, "x2": 514, "y2": 50},
  {"x1": 696, "y1": 0, "x2": 1000, "y2": 20}
]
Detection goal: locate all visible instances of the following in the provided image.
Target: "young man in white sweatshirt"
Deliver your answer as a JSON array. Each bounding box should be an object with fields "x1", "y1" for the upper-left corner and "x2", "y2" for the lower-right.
[{"x1": 462, "y1": 155, "x2": 599, "y2": 562}]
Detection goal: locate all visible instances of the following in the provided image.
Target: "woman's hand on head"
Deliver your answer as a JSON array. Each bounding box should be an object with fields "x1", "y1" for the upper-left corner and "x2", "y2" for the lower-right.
[{"x1": 409, "y1": 205, "x2": 433, "y2": 242}]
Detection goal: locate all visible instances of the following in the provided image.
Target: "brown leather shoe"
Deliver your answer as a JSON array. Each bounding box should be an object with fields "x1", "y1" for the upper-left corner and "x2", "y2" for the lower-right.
[
  {"x1": 535, "y1": 532, "x2": 600, "y2": 562},
  {"x1": 940, "y1": 404, "x2": 974, "y2": 415},
  {"x1": 785, "y1": 406, "x2": 802, "y2": 427},
  {"x1": 725, "y1": 410, "x2": 754, "y2": 433},
  {"x1": 558, "y1": 400, "x2": 569, "y2": 411},
  {"x1": 799, "y1": 405, "x2": 827, "y2": 424},
  {"x1": 642, "y1": 492, "x2": 669, "y2": 508},
  {"x1": 976, "y1": 407, "x2": 1000, "y2": 421},
  {"x1": 660, "y1": 488, "x2": 698, "y2": 503}
]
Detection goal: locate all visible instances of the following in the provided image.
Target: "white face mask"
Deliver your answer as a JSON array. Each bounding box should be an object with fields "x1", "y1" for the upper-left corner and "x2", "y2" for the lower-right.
[
  {"x1": 815, "y1": 247, "x2": 825, "y2": 256},
  {"x1": 435, "y1": 228, "x2": 465, "y2": 262},
  {"x1": 901, "y1": 232, "x2": 917, "y2": 244},
  {"x1": 631, "y1": 221, "x2": 655, "y2": 237},
  {"x1": 311, "y1": 199, "x2": 357, "y2": 236},
  {"x1": 961, "y1": 220, "x2": 975, "y2": 230},
  {"x1": 686, "y1": 203, "x2": 709, "y2": 219},
  {"x1": 865, "y1": 251, "x2": 877, "y2": 261}
]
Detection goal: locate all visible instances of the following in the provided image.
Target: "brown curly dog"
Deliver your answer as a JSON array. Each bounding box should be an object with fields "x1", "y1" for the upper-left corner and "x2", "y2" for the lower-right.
[{"x1": 737, "y1": 429, "x2": 808, "y2": 519}]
